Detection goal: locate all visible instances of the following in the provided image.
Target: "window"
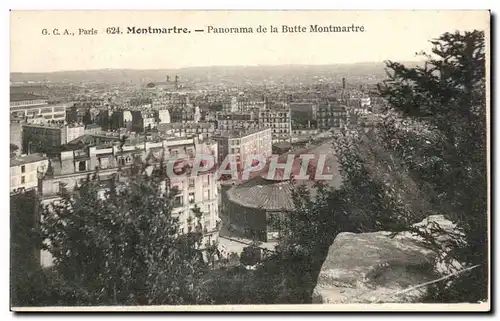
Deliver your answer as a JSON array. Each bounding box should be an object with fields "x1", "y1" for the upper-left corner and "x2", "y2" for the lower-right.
[
  {"x1": 188, "y1": 192, "x2": 195, "y2": 204},
  {"x1": 21, "y1": 176, "x2": 25, "y2": 184},
  {"x1": 189, "y1": 178, "x2": 195, "y2": 188},
  {"x1": 78, "y1": 161, "x2": 86, "y2": 172},
  {"x1": 99, "y1": 157, "x2": 110, "y2": 169},
  {"x1": 203, "y1": 189, "x2": 210, "y2": 201},
  {"x1": 21, "y1": 165, "x2": 25, "y2": 173},
  {"x1": 174, "y1": 195, "x2": 183, "y2": 208}
]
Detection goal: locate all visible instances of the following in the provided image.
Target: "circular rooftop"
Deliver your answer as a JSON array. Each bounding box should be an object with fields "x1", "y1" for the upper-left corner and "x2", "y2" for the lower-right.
[{"x1": 226, "y1": 175, "x2": 296, "y2": 211}]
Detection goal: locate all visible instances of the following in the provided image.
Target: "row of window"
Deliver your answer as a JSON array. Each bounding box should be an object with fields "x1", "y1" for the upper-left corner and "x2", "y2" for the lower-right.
[
  {"x1": 10, "y1": 100, "x2": 48, "y2": 107},
  {"x1": 173, "y1": 190, "x2": 212, "y2": 207},
  {"x1": 260, "y1": 113, "x2": 289, "y2": 117},
  {"x1": 260, "y1": 119, "x2": 290, "y2": 123},
  {"x1": 272, "y1": 129, "x2": 290, "y2": 134},
  {"x1": 317, "y1": 112, "x2": 347, "y2": 117}
]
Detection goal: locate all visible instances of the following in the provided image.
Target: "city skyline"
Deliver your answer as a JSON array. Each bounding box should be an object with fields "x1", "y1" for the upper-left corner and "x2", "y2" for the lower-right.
[
  {"x1": 10, "y1": 10, "x2": 489, "y2": 73},
  {"x1": 10, "y1": 60, "x2": 424, "y2": 75}
]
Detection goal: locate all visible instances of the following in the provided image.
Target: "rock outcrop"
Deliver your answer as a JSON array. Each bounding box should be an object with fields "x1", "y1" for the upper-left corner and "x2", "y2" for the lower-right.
[{"x1": 312, "y1": 215, "x2": 457, "y2": 304}]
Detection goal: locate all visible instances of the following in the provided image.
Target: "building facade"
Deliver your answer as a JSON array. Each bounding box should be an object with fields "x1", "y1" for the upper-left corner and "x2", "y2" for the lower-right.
[
  {"x1": 216, "y1": 112, "x2": 259, "y2": 131},
  {"x1": 157, "y1": 122, "x2": 216, "y2": 140},
  {"x1": 258, "y1": 108, "x2": 292, "y2": 143},
  {"x1": 214, "y1": 128, "x2": 272, "y2": 172},
  {"x1": 10, "y1": 153, "x2": 49, "y2": 193},
  {"x1": 317, "y1": 104, "x2": 348, "y2": 129},
  {"x1": 130, "y1": 110, "x2": 158, "y2": 133},
  {"x1": 289, "y1": 102, "x2": 317, "y2": 128},
  {"x1": 22, "y1": 123, "x2": 85, "y2": 155},
  {"x1": 10, "y1": 120, "x2": 23, "y2": 156},
  {"x1": 10, "y1": 93, "x2": 71, "y2": 124}
]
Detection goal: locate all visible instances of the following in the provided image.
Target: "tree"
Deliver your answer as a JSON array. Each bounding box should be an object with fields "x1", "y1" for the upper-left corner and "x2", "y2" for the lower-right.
[
  {"x1": 10, "y1": 143, "x2": 19, "y2": 158},
  {"x1": 379, "y1": 30, "x2": 487, "y2": 303},
  {"x1": 10, "y1": 190, "x2": 46, "y2": 306},
  {"x1": 334, "y1": 30, "x2": 487, "y2": 302},
  {"x1": 240, "y1": 245, "x2": 261, "y2": 267},
  {"x1": 40, "y1": 172, "x2": 211, "y2": 306},
  {"x1": 253, "y1": 183, "x2": 349, "y2": 304}
]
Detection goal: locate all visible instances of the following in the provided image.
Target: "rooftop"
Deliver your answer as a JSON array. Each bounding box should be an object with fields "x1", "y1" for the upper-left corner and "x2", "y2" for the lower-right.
[
  {"x1": 23, "y1": 122, "x2": 66, "y2": 129},
  {"x1": 11, "y1": 153, "x2": 48, "y2": 167},
  {"x1": 225, "y1": 140, "x2": 343, "y2": 211},
  {"x1": 227, "y1": 176, "x2": 296, "y2": 211},
  {"x1": 85, "y1": 123, "x2": 102, "y2": 129}
]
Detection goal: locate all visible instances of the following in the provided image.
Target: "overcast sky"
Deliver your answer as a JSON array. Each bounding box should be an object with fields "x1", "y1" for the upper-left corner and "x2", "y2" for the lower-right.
[{"x1": 10, "y1": 10, "x2": 489, "y2": 73}]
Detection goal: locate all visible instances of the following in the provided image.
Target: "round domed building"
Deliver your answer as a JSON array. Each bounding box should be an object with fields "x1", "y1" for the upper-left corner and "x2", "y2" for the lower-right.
[{"x1": 223, "y1": 140, "x2": 341, "y2": 242}]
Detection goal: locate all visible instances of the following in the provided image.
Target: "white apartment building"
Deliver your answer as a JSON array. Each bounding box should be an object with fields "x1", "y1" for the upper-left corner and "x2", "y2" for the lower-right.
[
  {"x1": 158, "y1": 109, "x2": 171, "y2": 124},
  {"x1": 10, "y1": 153, "x2": 49, "y2": 193},
  {"x1": 258, "y1": 108, "x2": 292, "y2": 143},
  {"x1": 215, "y1": 128, "x2": 272, "y2": 171}
]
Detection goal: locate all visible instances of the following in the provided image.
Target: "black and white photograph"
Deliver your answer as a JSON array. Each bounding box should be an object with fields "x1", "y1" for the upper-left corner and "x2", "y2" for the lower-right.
[{"x1": 8, "y1": 10, "x2": 490, "y2": 312}]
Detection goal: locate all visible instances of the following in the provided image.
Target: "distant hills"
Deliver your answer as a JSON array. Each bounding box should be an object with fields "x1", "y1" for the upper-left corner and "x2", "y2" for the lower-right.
[{"x1": 10, "y1": 62, "x2": 423, "y2": 85}]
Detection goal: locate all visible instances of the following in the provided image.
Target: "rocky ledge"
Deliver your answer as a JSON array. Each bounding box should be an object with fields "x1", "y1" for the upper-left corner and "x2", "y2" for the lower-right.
[{"x1": 312, "y1": 215, "x2": 457, "y2": 304}]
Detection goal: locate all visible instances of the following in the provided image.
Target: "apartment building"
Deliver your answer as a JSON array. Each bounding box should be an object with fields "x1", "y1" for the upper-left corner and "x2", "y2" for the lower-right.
[
  {"x1": 223, "y1": 97, "x2": 266, "y2": 113},
  {"x1": 10, "y1": 153, "x2": 49, "y2": 193},
  {"x1": 216, "y1": 112, "x2": 259, "y2": 131},
  {"x1": 289, "y1": 102, "x2": 317, "y2": 128},
  {"x1": 158, "y1": 109, "x2": 171, "y2": 124},
  {"x1": 169, "y1": 105, "x2": 201, "y2": 123},
  {"x1": 214, "y1": 127, "x2": 272, "y2": 172},
  {"x1": 22, "y1": 122, "x2": 86, "y2": 155},
  {"x1": 317, "y1": 104, "x2": 348, "y2": 129},
  {"x1": 130, "y1": 110, "x2": 158, "y2": 133},
  {"x1": 257, "y1": 108, "x2": 292, "y2": 143},
  {"x1": 157, "y1": 122, "x2": 215, "y2": 140},
  {"x1": 222, "y1": 97, "x2": 238, "y2": 113}
]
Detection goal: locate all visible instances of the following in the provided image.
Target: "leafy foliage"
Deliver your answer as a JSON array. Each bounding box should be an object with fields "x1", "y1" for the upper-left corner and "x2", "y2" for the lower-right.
[
  {"x1": 10, "y1": 144, "x2": 19, "y2": 157},
  {"x1": 39, "y1": 172, "x2": 211, "y2": 306},
  {"x1": 334, "y1": 30, "x2": 487, "y2": 302},
  {"x1": 240, "y1": 246, "x2": 262, "y2": 267}
]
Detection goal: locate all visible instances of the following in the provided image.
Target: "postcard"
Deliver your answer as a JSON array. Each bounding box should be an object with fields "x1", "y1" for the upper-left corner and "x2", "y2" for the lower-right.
[{"x1": 9, "y1": 10, "x2": 490, "y2": 312}]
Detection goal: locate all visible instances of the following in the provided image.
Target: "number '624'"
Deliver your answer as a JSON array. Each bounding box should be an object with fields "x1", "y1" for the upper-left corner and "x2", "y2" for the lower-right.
[{"x1": 106, "y1": 27, "x2": 121, "y2": 34}]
